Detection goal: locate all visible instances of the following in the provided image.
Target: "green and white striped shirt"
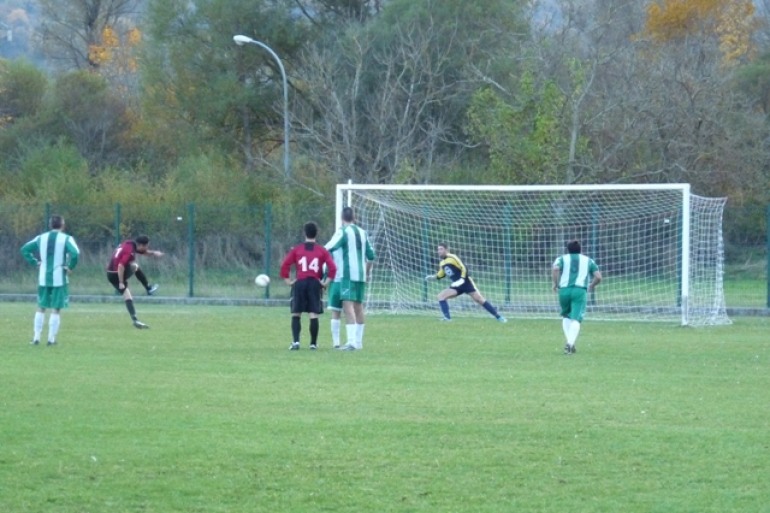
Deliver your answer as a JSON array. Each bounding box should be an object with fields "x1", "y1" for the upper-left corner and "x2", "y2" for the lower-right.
[
  {"x1": 553, "y1": 253, "x2": 598, "y2": 289},
  {"x1": 325, "y1": 224, "x2": 375, "y2": 282},
  {"x1": 21, "y1": 230, "x2": 80, "y2": 287}
]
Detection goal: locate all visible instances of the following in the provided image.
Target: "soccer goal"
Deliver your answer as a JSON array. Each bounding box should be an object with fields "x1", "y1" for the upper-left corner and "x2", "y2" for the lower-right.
[{"x1": 336, "y1": 183, "x2": 730, "y2": 326}]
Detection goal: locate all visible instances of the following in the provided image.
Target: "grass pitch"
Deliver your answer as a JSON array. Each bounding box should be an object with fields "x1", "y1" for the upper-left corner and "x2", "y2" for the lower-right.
[{"x1": 1, "y1": 302, "x2": 768, "y2": 513}]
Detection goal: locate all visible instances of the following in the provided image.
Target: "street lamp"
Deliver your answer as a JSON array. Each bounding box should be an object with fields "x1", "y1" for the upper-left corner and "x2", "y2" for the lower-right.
[{"x1": 233, "y1": 34, "x2": 290, "y2": 179}]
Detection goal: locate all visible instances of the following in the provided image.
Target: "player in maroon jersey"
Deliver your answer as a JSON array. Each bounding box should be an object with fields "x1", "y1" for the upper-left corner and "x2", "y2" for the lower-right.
[
  {"x1": 280, "y1": 222, "x2": 337, "y2": 350},
  {"x1": 106, "y1": 235, "x2": 164, "y2": 329}
]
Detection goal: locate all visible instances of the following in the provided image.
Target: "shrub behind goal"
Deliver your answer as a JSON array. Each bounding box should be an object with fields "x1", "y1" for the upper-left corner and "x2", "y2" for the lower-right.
[{"x1": 336, "y1": 183, "x2": 729, "y2": 326}]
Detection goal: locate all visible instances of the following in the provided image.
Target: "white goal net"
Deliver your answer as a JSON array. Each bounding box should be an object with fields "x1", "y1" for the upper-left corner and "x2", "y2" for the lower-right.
[{"x1": 336, "y1": 184, "x2": 730, "y2": 326}]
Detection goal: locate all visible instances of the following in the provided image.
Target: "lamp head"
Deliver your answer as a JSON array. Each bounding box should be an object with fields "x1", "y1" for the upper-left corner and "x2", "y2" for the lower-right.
[{"x1": 233, "y1": 35, "x2": 253, "y2": 46}]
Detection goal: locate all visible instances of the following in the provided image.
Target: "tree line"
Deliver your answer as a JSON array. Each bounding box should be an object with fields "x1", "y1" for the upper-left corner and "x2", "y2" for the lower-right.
[{"x1": 0, "y1": 0, "x2": 769, "y2": 250}]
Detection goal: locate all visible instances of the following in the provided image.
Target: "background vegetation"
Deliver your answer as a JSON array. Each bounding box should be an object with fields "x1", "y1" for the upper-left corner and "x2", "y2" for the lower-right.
[{"x1": 0, "y1": 0, "x2": 768, "y2": 296}]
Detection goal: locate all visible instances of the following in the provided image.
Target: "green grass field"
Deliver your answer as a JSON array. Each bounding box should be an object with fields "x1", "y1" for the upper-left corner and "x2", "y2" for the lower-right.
[{"x1": 1, "y1": 302, "x2": 769, "y2": 513}]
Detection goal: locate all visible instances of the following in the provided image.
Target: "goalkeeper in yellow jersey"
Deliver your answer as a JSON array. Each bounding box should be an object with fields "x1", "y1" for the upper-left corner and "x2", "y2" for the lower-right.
[{"x1": 425, "y1": 242, "x2": 506, "y2": 323}]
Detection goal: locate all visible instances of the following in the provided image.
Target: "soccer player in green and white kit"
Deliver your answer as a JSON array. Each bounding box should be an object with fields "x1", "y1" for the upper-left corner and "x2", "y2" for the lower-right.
[
  {"x1": 20, "y1": 215, "x2": 80, "y2": 346},
  {"x1": 552, "y1": 240, "x2": 602, "y2": 354},
  {"x1": 325, "y1": 207, "x2": 375, "y2": 351}
]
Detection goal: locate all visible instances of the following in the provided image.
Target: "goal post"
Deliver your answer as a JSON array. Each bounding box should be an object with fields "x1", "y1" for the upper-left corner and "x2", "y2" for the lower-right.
[{"x1": 335, "y1": 183, "x2": 730, "y2": 326}]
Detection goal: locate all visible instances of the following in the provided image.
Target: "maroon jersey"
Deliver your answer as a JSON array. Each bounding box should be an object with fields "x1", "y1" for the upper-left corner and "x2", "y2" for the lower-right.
[
  {"x1": 107, "y1": 240, "x2": 139, "y2": 272},
  {"x1": 280, "y1": 242, "x2": 337, "y2": 281}
]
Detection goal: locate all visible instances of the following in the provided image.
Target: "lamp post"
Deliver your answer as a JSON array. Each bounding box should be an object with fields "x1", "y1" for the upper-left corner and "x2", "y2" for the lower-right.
[{"x1": 233, "y1": 34, "x2": 290, "y2": 179}]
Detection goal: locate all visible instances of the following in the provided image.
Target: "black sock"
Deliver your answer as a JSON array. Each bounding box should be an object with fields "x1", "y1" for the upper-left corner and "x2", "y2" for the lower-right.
[
  {"x1": 482, "y1": 300, "x2": 500, "y2": 318},
  {"x1": 125, "y1": 299, "x2": 137, "y2": 320},
  {"x1": 135, "y1": 268, "x2": 150, "y2": 290},
  {"x1": 309, "y1": 318, "x2": 319, "y2": 345},
  {"x1": 291, "y1": 317, "x2": 301, "y2": 343}
]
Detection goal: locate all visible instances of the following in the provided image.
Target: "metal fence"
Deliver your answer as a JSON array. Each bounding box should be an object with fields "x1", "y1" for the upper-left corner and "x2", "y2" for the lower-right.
[
  {"x1": 2, "y1": 201, "x2": 336, "y2": 300},
  {"x1": 2, "y1": 201, "x2": 768, "y2": 311}
]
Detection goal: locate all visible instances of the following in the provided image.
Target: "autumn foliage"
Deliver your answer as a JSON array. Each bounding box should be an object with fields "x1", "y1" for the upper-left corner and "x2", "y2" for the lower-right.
[{"x1": 644, "y1": 0, "x2": 757, "y2": 64}]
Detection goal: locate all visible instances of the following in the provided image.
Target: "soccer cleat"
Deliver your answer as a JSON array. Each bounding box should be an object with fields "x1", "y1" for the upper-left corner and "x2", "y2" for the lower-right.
[
  {"x1": 133, "y1": 320, "x2": 150, "y2": 329},
  {"x1": 496, "y1": 316, "x2": 508, "y2": 323},
  {"x1": 147, "y1": 284, "x2": 159, "y2": 296},
  {"x1": 570, "y1": 345, "x2": 577, "y2": 354},
  {"x1": 47, "y1": 341, "x2": 56, "y2": 346},
  {"x1": 439, "y1": 317, "x2": 451, "y2": 322},
  {"x1": 340, "y1": 344, "x2": 357, "y2": 351},
  {"x1": 564, "y1": 344, "x2": 571, "y2": 355},
  {"x1": 31, "y1": 340, "x2": 40, "y2": 345},
  {"x1": 290, "y1": 342, "x2": 300, "y2": 351},
  {"x1": 333, "y1": 344, "x2": 340, "y2": 349},
  {"x1": 310, "y1": 343, "x2": 318, "y2": 350}
]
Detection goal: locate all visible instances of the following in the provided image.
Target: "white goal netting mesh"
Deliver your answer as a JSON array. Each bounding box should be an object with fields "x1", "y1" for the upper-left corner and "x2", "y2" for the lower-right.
[{"x1": 344, "y1": 185, "x2": 729, "y2": 325}]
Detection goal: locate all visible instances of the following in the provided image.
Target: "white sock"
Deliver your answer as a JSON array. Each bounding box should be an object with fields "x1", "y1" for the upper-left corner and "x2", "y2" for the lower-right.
[
  {"x1": 562, "y1": 318, "x2": 571, "y2": 340},
  {"x1": 331, "y1": 318, "x2": 341, "y2": 347},
  {"x1": 567, "y1": 320, "x2": 581, "y2": 346},
  {"x1": 346, "y1": 324, "x2": 357, "y2": 348},
  {"x1": 356, "y1": 324, "x2": 365, "y2": 349},
  {"x1": 48, "y1": 313, "x2": 61, "y2": 343},
  {"x1": 34, "y1": 312, "x2": 45, "y2": 341}
]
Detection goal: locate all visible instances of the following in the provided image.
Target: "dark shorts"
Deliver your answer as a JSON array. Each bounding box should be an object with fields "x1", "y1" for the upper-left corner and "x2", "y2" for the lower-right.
[
  {"x1": 451, "y1": 277, "x2": 478, "y2": 296},
  {"x1": 106, "y1": 267, "x2": 135, "y2": 291},
  {"x1": 290, "y1": 278, "x2": 324, "y2": 314}
]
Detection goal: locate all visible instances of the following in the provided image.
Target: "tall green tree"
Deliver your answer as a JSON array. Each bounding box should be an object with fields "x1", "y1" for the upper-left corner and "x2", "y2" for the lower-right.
[
  {"x1": 49, "y1": 70, "x2": 136, "y2": 170},
  {"x1": 0, "y1": 58, "x2": 46, "y2": 120},
  {"x1": 293, "y1": 0, "x2": 528, "y2": 184},
  {"x1": 293, "y1": 0, "x2": 383, "y2": 24},
  {"x1": 466, "y1": 70, "x2": 574, "y2": 185},
  {"x1": 141, "y1": 0, "x2": 309, "y2": 178}
]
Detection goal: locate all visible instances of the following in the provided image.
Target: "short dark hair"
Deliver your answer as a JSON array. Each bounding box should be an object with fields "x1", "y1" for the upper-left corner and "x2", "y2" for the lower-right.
[
  {"x1": 567, "y1": 240, "x2": 581, "y2": 254},
  {"x1": 135, "y1": 235, "x2": 150, "y2": 245},
  {"x1": 438, "y1": 242, "x2": 449, "y2": 250},
  {"x1": 304, "y1": 221, "x2": 318, "y2": 239},
  {"x1": 341, "y1": 207, "x2": 355, "y2": 223},
  {"x1": 49, "y1": 215, "x2": 64, "y2": 230}
]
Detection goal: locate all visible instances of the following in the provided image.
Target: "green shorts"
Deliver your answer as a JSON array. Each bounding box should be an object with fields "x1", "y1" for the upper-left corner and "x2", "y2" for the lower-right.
[
  {"x1": 558, "y1": 286, "x2": 587, "y2": 322},
  {"x1": 328, "y1": 281, "x2": 342, "y2": 311},
  {"x1": 339, "y1": 278, "x2": 366, "y2": 304},
  {"x1": 37, "y1": 285, "x2": 69, "y2": 310}
]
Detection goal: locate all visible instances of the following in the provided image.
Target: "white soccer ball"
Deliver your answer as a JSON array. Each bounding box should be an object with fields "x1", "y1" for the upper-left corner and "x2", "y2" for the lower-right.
[{"x1": 255, "y1": 274, "x2": 270, "y2": 287}]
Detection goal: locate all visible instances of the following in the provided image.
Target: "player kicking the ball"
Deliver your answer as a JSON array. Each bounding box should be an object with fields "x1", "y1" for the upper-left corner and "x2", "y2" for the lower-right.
[
  {"x1": 106, "y1": 235, "x2": 163, "y2": 329},
  {"x1": 425, "y1": 242, "x2": 506, "y2": 323}
]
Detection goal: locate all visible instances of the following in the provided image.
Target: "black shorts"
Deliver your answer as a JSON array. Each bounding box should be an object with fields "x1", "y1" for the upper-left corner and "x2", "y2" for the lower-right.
[
  {"x1": 106, "y1": 267, "x2": 135, "y2": 291},
  {"x1": 451, "y1": 277, "x2": 478, "y2": 296},
  {"x1": 290, "y1": 278, "x2": 324, "y2": 314}
]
